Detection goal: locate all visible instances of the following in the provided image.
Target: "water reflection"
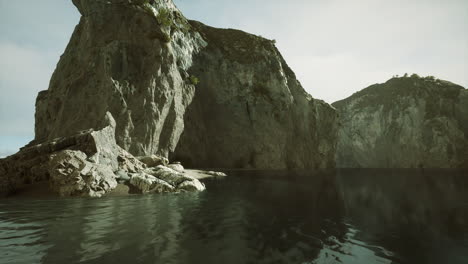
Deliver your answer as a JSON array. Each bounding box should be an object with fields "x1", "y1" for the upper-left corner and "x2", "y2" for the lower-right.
[
  {"x1": 336, "y1": 169, "x2": 468, "y2": 264},
  {"x1": 0, "y1": 169, "x2": 467, "y2": 264}
]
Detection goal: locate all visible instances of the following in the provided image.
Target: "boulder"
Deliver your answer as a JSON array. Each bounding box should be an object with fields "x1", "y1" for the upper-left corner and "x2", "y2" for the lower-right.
[
  {"x1": 129, "y1": 172, "x2": 175, "y2": 194},
  {"x1": 178, "y1": 179, "x2": 206, "y2": 192},
  {"x1": 137, "y1": 155, "x2": 169, "y2": 168},
  {"x1": 0, "y1": 112, "x2": 205, "y2": 197},
  {"x1": 0, "y1": 112, "x2": 132, "y2": 197},
  {"x1": 48, "y1": 150, "x2": 117, "y2": 197},
  {"x1": 141, "y1": 165, "x2": 205, "y2": 192}
]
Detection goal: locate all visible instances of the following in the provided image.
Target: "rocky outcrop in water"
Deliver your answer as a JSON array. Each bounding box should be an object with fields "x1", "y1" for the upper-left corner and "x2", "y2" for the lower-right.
[
  {"x1": 0, "y1": 112, "x2": 205, "y2": 197},
  {"x1": 333, "y1": 75, "x2": 468, "y2": 168},
  {"x1": 31, "y1": 0, "x2": 338, "y2": 169}
]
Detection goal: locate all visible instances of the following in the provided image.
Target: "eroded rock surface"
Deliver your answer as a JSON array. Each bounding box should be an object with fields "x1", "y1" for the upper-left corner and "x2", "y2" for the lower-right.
[
  {"x1": 49, "y1": 150, "x2": 118, "y2": 197},
  {"x1": 0, "y1": 112, "x2": 206, "y2": 197},
  {"x1": 32, "y1": 0, "x2": 338, "y2": 169},
  {"x1": 33, "y1": 0, "x2": 206, "y2": 158},
  {"x1": 333, "y1": 75, "x2": 468, "y2": 168},
  {"x1": 0, "y1": 113, "x2": 133, "y2": 197},
  {"x1": 131, "y1": 165, "x2": 205, "y2": 193},
  {"x1": 129, "y1": 172, "x2": 175, "y2": 193}
]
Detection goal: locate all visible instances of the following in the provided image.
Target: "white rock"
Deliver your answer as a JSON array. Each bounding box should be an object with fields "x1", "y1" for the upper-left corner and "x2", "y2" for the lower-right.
[
  {"x1": 129, "y1": 172, "x2": 174, "y2": 193},
  {"x1": 48, "y1": 150, "x2": 118, "y2": 197}
]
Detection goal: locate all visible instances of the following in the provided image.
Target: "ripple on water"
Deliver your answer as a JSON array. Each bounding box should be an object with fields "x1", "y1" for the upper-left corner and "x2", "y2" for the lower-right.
[{"x1": 0, "y1": 169, "x2": 468, "y2": 264}]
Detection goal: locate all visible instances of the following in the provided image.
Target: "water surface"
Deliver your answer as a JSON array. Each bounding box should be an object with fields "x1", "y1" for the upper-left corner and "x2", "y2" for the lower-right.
[{"x1": 1, "y1": 169, "x2": 467, "y2": 264}]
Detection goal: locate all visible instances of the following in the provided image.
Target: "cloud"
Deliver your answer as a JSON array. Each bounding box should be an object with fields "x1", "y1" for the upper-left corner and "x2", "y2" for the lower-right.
[
  {"x1": 0, "y1": 42, "x2": 55, "y2": 136},
  {"x1": 0, "y1": 135, "x2": 32, "y2": 158},
  {"x1": 176, "y1": 0, "x2": 468, "y2": 102},
  {"x1": 0, "y1": 0, "x2": 79, "y2": 143}
]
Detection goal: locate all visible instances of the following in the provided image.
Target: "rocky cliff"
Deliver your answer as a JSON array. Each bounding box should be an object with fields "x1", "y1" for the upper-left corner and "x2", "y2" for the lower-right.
[
  {"x1": 34, "y1": 0, "x2": 206, "y2": 158},
  {"x1": 172, "y1": 22, "x2": 337, "y2": 169},
  {"x1": 333, "y1": 75, "x2": 468, "y2": 168},
  {"x1": 31, "y1": 0, "x2": 338, "y2": 169},
  {"x1": 0, "y1": 0, "x2": 339, "y2": 196}
]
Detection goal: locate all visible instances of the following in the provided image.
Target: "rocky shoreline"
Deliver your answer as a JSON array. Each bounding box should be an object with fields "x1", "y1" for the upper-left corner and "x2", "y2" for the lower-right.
[
  {"x1": 4, "y1": 169, "x2": 225, "y2": 199},
  {"x1": 0, "y1": 112, "x2": 225, "y2": 198}
]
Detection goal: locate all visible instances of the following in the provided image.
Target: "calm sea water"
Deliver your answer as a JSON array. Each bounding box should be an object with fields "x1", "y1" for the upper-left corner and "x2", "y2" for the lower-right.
[{"x1": 1, "y1": 169, "x2": 467, "y2": 264}]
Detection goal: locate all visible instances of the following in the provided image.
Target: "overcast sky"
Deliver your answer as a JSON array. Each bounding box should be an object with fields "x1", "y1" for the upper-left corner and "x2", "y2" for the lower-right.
[{"x1": 0, "y1": 0, "x2": 467, "y2": 156}]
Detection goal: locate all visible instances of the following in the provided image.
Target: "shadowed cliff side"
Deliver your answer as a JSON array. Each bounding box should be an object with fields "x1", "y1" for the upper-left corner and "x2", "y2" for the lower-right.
[{"x1": 172, "y1": 21, "x2": 338, "y2": 169}]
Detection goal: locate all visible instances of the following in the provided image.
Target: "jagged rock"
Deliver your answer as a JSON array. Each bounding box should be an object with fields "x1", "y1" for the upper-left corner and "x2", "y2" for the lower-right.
[
  {"x1": 137, "y1": 155, "x2": 169, "y2": 168},
  {"x1": 167, "y1": 163, "x2": 184, "y2": 172},
  {"x1": 0, "y1": 112, "x2": 136, "y2": 197},
  {"x1": 49, "y1": 150, "x2": 117, "y2": 197},
  {"x1": 0, "y1": 112, "x2": 206, "y2": 197},
  {"x1": 130, "y1": 165, "x2": 205, "y2": 193},
  {"x1": 31, "y1": 0, "x2": 338, "y2": 169},
  {"x1": 177, "y1": 179, "x2": 206, "y2": 192},
  {"x1": 129, "y1": 172, "x2": 175, "y2": 193},
  {"x1": 117, "y1": 149, "x2": 147, "y2": 173},
  {"x1": 146, "y1": 165, "x2": 188, "y2": 186},
  {"x1": 147, "y1": 165, "x2": 205, "y2": 191},
  {"x1": 333, "y1": 75, "x2": 468, "y2": 168}
]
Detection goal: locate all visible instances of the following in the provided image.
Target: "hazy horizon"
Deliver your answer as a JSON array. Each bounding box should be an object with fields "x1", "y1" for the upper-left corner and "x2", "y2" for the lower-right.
[{"x1": 1, "y1": 0, "x2": 467, "y2": 156}]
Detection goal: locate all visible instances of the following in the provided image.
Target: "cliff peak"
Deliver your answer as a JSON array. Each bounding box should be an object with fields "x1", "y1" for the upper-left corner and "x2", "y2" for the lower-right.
[{"x1": 333, "y1": 74, "x2": 468, "y2": 168}]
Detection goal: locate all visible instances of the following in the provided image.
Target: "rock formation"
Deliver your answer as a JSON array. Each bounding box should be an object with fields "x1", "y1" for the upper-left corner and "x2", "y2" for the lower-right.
[
  {"x1": 333, "y1": 75, "x2": 468, "y2": 168},
  {"x1": 172, "y1": 22, "x2": 338, "y2": 168},
  {"x1": 31, "y1": 0, "x2": 338, "y2": 169},
  {"x1": 0, "y1": 112, "x2": 205, "y2": 197},
  {"x1": 33, "y1": 0, "x2": 206, "y2": 158},
  {"x1": 0, "y1": 0, "x2": 339, "y2": 196}
]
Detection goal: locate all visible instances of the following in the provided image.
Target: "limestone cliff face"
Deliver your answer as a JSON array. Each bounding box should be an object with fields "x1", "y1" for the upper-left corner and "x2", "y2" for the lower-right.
[
  {"x1": 33, "y1": 0, "x2": 338, "y2": 169},
  {"x1": 333, "y1": 76, "x2": 468, "y2": 168},
  {"x1": 173, "y1": 22, "x2": 338, "y2": 168},
  {"x1": 34, "y1": 0, "x2": 206, "y2": 158}
]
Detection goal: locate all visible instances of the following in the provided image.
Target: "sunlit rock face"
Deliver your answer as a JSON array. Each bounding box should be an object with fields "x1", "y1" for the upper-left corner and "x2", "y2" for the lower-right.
[
  {"x1": 0, "y1": 112, "x2": 207, "y2": 197},
  {"x1": 32, "y1": 0, "x2": 338, "y2": 169},
  {"x1": 333, "y1": 76, "x2": 468, "y2": 168},
  {"x1": 0, "y1": 113, "x2": 137, "y2": 197},
  {"x1": 34, "y1": 0, "x2": 206, "y2": 158}
]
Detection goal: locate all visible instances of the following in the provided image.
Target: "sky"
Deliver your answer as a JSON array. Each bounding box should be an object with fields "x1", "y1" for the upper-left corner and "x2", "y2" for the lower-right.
[{"x1": 0, "y1": 0, "x2": 467, "y2": 157}]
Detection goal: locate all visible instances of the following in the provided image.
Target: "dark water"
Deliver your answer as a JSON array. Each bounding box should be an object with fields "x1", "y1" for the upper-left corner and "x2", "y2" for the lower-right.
[{"x1": 1, "y1": 169, "x2": 468, "y2": 264}]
